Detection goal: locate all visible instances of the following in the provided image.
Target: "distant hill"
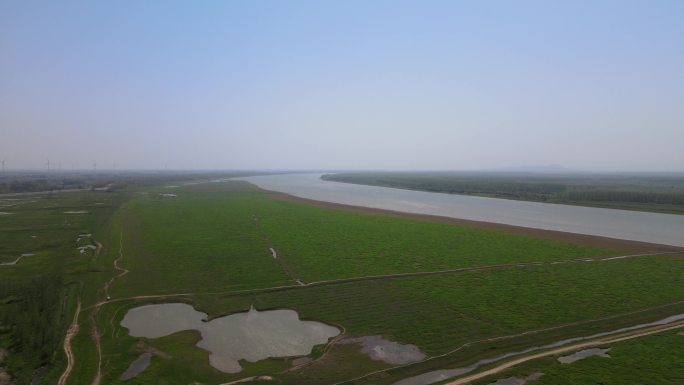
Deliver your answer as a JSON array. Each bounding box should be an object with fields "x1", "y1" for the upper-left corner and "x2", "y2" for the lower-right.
[{"x1": 484, "y1": 164, "x2": 570, "y2": 173}]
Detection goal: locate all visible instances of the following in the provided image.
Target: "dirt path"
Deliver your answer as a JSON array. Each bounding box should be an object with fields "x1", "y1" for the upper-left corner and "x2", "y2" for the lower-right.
[
  {"x1": 85, "y1": 250, "x2": 682, "y2": 311},
  {"x1": 302, "y1": 251, "x2": 682, "y2": 288},
  {"x1": 90, "y1": 322, "x2": 102, "y2": 385},
  {"x1": 57, "y1": 299, "x2": 81, "y2": 385},
  {"x1": 103, "y1": 231, "x2": 129, "y2": 299},
  {"x1": 443, "y1": 320, "x2": 684, "y2": 385},
  {"x1": 90, "y1": 231, "x2": 128, "y2": 385},
  {"x1": 94, "y1": 241, "x2": 103, "y2": 261},
  {"x1": 218, "y1": 375, "x2": 273, "y2": 385},
  {"x1": 0, "y1": 254, "x2": 30, "y2": 266},
  {"x1": 253, "y1": 214, "x2": 303, "y2": 285}
]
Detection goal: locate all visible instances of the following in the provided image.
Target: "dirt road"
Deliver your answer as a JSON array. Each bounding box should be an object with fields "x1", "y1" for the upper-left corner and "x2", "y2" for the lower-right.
[
  {"x1": 84, "y1": 250, "x2": 681, "y2": 312},
  {"x1": 103, "y1": 231, "x2": 129, "y2": 299},
  {"x1": 91, "y1": 231, "x2": 128, "y2": 385},
  {"x1": 443, "y1": 320, "x2": 684, "y2": 385},
  {"x1": 57, "y1": 300, "x2": 81, "y2": 385}
]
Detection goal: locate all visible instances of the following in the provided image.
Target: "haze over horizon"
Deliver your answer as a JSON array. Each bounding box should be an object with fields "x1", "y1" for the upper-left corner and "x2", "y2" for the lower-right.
[{"x1": 2, "y1": 1, "x2": 683, "y2": 172}]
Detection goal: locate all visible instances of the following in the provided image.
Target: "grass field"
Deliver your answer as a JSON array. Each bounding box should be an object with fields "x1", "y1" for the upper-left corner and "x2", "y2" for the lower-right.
[
  {"x1": 112, "y1": 185, "x2": 291, "y2": 296},
  {"x1": 112, "y1": 181, "x2": 610, "y2": 296},
  {"x1": 2, "y1": 179, "x2": 684, "y2": 385}
]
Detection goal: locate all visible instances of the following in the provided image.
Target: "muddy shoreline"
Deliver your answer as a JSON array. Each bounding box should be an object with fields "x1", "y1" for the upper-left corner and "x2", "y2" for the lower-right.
[{"x1": 264, "y1": 190, "x2": 683, "y2": 253}]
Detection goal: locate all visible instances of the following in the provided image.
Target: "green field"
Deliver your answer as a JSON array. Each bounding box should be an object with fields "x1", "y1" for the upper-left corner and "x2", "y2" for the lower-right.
[
  {"x1": 2, "y1": 179, "x2": 683, "y2": 385},
  {"x1": 114, "y1": 181, "x2": 607, "y2": 295}
]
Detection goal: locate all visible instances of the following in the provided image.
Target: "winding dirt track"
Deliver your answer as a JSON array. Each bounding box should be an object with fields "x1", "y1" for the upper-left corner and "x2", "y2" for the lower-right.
[
  {"x1": 91, "y1": 231, "x2": 129, "y2": 385},
  {"x1": 444, "y1": 320, "x2": 684, "y2": 385},
  {"x1": 103, "y1": 231, "x2": 129, "y2": 299},
  {"x1": 57, "y1": 300, "x2": 81, "y2": 385},
  {"x1": 90, "y1": 322, "x2": 102, "y2": 385},
  {"x1": 253, "y1": 214, "x2": 303, "y2": 285},
  {"x1": 84, "y1": 250, "x2": 682, "y2": 311}
]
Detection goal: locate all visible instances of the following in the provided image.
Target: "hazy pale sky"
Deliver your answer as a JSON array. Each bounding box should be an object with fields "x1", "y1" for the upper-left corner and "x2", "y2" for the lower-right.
[{"x1": 1, "y1": 0, "x2": 683, "y2": 171}]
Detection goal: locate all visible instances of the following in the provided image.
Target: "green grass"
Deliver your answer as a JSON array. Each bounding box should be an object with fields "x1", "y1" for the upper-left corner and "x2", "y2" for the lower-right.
[
  {"x1": 257, "y1": 198, "x2": 609, "y2": 282},
  {"x1": 111, "y1": 185, "x2": 291, "y2": 297},
  {"x1": 114, "y1": 181, "x2": 610, "y2": 296}
]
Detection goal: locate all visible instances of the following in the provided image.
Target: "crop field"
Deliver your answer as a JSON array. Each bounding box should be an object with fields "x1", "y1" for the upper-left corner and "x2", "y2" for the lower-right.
[
  {"x1": 2, "y1": 179, "x2": 684, "y2": 385},
  {"x1": 112, "y1": 186, "x2": 291, "y2": 296},
  {"x1": 116, "y1": 181, "x2": 610, "y2": 292}
]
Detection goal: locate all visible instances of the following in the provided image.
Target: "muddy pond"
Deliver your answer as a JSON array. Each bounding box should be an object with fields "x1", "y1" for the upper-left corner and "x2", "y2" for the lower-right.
[
  {"x1": 558, "y1": 347, "x2": 610, "y2": 363},
  {"x1": 120, "y1": 303, "x2": 340, "y2": 373}
]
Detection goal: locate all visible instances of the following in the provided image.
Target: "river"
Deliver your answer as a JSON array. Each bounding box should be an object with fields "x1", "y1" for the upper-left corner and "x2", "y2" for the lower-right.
[{"x1": 237, "y1": 173, "x2": 684, "y2": 247}]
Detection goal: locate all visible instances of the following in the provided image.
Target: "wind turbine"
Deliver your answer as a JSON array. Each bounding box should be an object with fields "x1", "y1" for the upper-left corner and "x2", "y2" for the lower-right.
[
  {"x1": 1, "y1": 159, "x2": 5, "y2": 173},
  {"x1": 47, "y1": 159, "x2": 51, "y2": 173}
]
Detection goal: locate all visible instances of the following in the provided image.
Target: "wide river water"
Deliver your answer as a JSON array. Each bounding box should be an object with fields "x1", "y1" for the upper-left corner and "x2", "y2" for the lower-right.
[{"x1": 238, "y1": 173, "x2": 684, "y2": 247}]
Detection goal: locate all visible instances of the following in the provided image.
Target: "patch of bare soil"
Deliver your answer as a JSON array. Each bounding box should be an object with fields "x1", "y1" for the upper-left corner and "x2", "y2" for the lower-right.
[
  {"x1": 0, "y1": 371, "x2": 10, "y2": 385},
  {"x1": 136, "y1": 341, "x2": 172, "y2": 360},
  {"x1": 0, "y1": 348, "x2": 9, "y2": 385},
  {"x1": 338, "y1": 335, "x2": 426, "y2": 364}
]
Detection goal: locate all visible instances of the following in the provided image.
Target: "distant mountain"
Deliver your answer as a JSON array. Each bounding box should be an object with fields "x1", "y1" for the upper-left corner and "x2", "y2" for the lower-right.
[{"x1": 485, "y1": 164, "x2": 570, "y2": 173}]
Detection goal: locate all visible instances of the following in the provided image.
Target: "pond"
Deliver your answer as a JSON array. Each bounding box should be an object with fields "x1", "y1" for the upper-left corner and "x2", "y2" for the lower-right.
[
  {"x1": 338, "y1": 335, "x2": 426, "y2": 364},
  {"x1": 120, "y1": 303, "x2": 340, "y2": 373},
  {"x1": 558, "y1": 347, "x2": 610, "y2": 363},
  {"x1": 121, "y1": 353, "x2": 152, "y2": 380}
]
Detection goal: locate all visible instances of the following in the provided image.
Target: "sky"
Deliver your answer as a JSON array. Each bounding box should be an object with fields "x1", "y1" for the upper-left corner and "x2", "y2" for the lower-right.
[{"x1": 1, "y1": 0, "x2": 683, "y2": 172}]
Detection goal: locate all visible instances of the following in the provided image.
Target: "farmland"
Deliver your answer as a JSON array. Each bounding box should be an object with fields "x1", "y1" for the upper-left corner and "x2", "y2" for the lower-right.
[{"x1": 2, "y1": 177, "x2": 684, "y2": 385}]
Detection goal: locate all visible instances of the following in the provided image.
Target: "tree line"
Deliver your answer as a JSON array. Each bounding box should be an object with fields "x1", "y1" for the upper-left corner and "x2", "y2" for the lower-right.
[
  {"x1": 0, "y1": 274, "x2": 66, "y2": 380},
  {"x1": 323, "y1": 173, "x2": 684, "y2": 207}
]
